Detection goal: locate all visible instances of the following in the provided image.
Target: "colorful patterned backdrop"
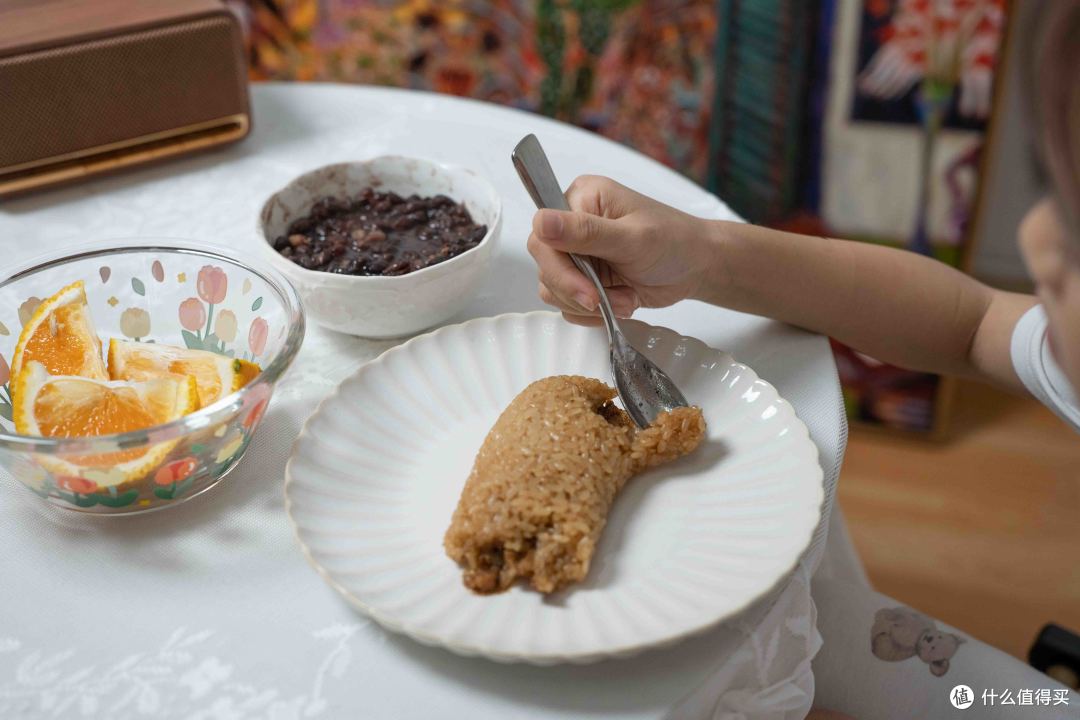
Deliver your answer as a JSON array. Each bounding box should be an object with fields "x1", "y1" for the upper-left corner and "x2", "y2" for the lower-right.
[
  {"x1": 230, "y1": 0, "x2": 718, "y2": 182},
  {"x1": 229, "y1": 0, "x2": 1010, "y2": 436}
]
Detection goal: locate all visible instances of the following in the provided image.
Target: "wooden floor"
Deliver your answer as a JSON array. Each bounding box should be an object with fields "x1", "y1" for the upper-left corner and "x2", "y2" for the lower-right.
[{"x1": 839, "y1": 379, "x2": 1080, "y2": 660}]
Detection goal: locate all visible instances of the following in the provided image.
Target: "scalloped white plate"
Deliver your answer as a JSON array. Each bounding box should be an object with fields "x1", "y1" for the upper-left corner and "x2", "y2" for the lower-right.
[{"x1": 285, "y1": 312, "x2": 823, "y2": 664}]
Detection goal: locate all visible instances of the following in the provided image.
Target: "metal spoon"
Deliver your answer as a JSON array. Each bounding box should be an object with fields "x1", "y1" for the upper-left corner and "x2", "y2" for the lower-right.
[{"x1": 511, "y1": 133, "x2": 689, "y2": 429}]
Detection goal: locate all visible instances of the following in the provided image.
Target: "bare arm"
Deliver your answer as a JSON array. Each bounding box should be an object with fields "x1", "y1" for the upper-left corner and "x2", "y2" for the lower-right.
[
  {"x1": 526, "y1": 176, "x2": 1036, "y2": 392},
  {"x1": 701, "y1": 222, "x2": 1036, "y2": 389}
]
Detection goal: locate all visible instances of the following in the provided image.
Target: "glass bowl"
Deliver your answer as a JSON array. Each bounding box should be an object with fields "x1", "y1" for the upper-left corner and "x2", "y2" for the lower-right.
[{"x1": 0, "y1": 242, "x2": 304, "y2": 514}]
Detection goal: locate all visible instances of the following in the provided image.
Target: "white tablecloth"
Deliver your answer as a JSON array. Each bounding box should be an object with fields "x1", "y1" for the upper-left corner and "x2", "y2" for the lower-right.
[{"x1": 0, "y1": 84, "x2": 846, "y2": 719}]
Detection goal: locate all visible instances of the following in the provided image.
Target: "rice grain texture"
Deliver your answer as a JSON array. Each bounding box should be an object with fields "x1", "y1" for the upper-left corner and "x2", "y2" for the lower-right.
[{"x1": 444, "y1": 375, "x2": 706, "y2": 594}]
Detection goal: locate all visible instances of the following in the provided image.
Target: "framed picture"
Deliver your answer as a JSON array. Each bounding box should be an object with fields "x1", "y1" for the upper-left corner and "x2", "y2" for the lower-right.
[{"x1": 818, "y1": 0, "x2": 1009, "y2": 435}]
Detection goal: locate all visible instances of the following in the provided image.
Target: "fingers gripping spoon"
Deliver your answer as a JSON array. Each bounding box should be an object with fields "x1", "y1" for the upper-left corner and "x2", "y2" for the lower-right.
[{"x1": 511, "y1": 134, "x2": 690, "y2": 428}]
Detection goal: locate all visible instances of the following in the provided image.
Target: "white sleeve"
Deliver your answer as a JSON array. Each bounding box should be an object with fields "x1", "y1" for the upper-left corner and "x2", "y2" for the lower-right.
[{"x1": 1010, "y1": 305, "x2": 1080, "y2": 433}]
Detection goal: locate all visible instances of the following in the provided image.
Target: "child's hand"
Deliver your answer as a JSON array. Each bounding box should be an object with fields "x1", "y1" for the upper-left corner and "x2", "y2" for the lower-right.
[{"x1": 527, "y1": 175, "x2": 716, "y2": 325}]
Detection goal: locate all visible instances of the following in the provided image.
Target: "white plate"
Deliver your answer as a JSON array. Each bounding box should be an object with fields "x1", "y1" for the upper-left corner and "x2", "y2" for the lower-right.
[{"x1": 285, "y1": 311, "x2": 823, "y2": 664}]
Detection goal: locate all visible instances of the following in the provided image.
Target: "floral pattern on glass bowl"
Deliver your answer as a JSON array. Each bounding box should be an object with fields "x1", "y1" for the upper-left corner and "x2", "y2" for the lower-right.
[{"x1": 0, "y1": 242, "x2": 304, "y2": 514}]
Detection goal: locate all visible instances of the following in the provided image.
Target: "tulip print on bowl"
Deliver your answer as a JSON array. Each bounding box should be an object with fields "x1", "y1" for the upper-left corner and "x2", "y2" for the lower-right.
[
  {"x1": 48, "y1": 469, "x2": 139, "y2": 508},
  {"x1": 243, "y1": 399, "x2": 268, "y2": 431},
  {"x1": 172, "y1": 266, "x2": 270, "y2": 360},
  {"x1": 58, "y1": 476, "x2": 98, "y2": 494},
  {"x1": 241, "y1": 382, "x2": 272, "y2": 431},
  {"x1": 153, "y1": 456, "x2": 200, "y2": 500},
  {"x1": 120, "y1": 308, "x2": 151, "y2": 340},
  {"x1": 155, "y1": 457, "x2": 197, "y2": 486},
  {"x1": 179, "y1": 298, "x2": 206, "y2": 332},
  {"x1": 215, "y1": 310, "x2": 238, "y2": 343},
  {"x1": 177, "y1": 266, "x2": 243, "y2": 355},
  {"x1": 197, "y1": 265, "x2": 228, "y2": 305},
  {"x1": 248, "y1": 317, "x2": 268, "y2": 358}
]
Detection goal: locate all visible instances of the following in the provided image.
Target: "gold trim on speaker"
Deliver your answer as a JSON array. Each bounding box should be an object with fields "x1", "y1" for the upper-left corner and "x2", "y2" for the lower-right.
[{"x1": 0, "y1": 113, "x2": 249, "y2": 198}]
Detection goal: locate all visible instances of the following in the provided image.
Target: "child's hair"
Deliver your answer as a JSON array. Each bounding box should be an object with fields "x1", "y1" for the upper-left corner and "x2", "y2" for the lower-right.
[{"x1": 1026, "y1": 0, "x2": 1080, "y2": 237}]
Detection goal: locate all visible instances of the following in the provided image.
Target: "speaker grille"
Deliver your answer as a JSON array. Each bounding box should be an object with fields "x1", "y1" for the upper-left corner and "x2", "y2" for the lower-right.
[{"x1": 0, "y1": 14, "x2": 247, "y2": 169}]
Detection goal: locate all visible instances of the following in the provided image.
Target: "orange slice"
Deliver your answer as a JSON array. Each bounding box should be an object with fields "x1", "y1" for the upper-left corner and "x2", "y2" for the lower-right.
[
  {"x1": 10, "y1": 280, "x2": 107, "y2": 387},
  {"x1": 13, "y1": 361, "x2": 198, "y2": 485},
  {"x1": 107, "y1": 338, "x2": 261, "y2": 410}
]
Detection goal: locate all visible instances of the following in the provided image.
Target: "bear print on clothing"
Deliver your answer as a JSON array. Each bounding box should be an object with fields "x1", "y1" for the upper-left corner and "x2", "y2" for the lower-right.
[{"x1": 871, "y1": 606, "x2": 966, "y2": 676}]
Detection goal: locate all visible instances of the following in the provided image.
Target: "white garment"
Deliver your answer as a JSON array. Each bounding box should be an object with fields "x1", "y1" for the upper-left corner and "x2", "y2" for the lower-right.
[
  {"x1": 1011, "y1": 305, "x2": 1080, "y2": 432},
  {"x1": 664, "y1": 304, "x2": 1080, "y2": 720},
  {"x1": 803, "y1": 305, "x2": 1080, "y2": 719},
  {"x1": 811, "y1": 578, "x2": 1077, "y2": 719}
]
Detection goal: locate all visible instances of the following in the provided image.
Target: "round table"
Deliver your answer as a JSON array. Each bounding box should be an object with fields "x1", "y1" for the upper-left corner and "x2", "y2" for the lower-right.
[{"x1": 0, "y1": 84, "x2": 846, "y2": 719}]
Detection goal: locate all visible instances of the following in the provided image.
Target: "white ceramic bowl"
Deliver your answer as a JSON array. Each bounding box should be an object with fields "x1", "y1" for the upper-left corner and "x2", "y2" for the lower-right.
[{"x1": 258, "y1": 157, "x2": 501, "y2": 338}]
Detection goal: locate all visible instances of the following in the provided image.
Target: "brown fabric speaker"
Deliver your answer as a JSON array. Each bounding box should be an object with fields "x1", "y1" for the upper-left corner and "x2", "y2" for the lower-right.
[{"x1": 0, "y1": 0, "x2": 251, "y2": 198}]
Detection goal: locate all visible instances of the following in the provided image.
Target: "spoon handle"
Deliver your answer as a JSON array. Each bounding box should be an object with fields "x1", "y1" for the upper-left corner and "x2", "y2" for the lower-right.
[{"x1": 512, "y1": 134, "x2": 622, "y2": 345}]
